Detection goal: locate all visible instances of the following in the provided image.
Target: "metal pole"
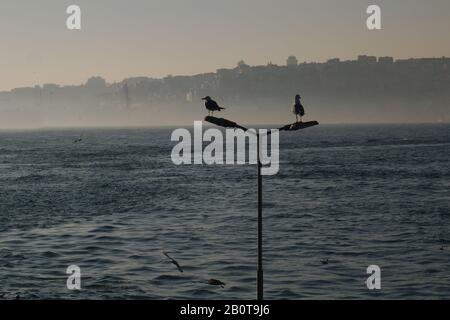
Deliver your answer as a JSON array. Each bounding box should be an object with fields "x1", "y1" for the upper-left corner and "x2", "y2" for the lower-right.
[{"x1": 257, "y1": 133, "x2": 263, "y2": 300}]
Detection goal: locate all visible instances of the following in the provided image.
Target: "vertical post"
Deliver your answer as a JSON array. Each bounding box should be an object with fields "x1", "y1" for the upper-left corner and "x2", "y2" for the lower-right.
[{"x1": 257, "y1": 133, "x2": 263, "y2": 300}]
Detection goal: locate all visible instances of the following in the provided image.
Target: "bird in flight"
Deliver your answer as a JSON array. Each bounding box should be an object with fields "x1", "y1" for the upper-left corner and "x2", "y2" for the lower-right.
[
  {"x1": 202, "y1": 96, "x2": 225, "y2": 116},
  {"x1": 163, "y1": 251, "x2": 184, "y2": 273},
  {"x1": 73, "y1": 133, "x2": 83, "y2": 144},
  {"x1": 207, "y1": 279, "x2": 226, "y2": 288}
]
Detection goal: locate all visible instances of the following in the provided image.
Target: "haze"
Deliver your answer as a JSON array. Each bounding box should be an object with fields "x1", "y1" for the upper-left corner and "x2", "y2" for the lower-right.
[{"x1": 1, "y1": 0, "x2": 450, "y2": 90}]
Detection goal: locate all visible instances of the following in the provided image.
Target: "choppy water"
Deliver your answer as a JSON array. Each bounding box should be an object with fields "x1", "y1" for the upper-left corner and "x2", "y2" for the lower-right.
[{"x1": 0, "y1": 124, "x2": 449, "y2": 299}]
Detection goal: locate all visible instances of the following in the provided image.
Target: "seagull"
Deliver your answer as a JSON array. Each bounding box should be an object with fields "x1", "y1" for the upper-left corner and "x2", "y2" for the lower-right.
[
  {"x1": 202, "y1": 96, "x2": 225, "y2": 116},
  {"x1": 292, "y1": 94, "x2": 305, "y2": 123},
  {"x1": 207, "y1": 279, "x2": 226, "y2": 288},
  {"x1": 163, "y1": 251, "x2": 184, "y2": 273},
  {"x1": 73, "y1": 133, "x2": 83, "y2": 144},
  {"x1": 321, "y1": 258, "x2": 329, "y2": 265}
]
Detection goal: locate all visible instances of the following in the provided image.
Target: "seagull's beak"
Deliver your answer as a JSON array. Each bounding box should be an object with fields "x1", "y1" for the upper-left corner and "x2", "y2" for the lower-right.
[{"x1": 201, "y1": 97, "x2": 206, "y2": 100}]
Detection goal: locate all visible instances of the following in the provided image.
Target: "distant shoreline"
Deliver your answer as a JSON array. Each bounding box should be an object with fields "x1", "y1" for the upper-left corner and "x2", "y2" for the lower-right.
[{"x1": 0, "y1": 122, "x2": 449, "y2": 132}]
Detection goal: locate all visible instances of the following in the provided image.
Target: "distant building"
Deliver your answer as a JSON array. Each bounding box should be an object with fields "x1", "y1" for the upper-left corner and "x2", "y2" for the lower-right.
[
  {"x1": 327, "y1": 58, "x2": 340, "y2": 64},
  {"x1": 42, "y1": 84, "x2": 60, "y2": 91},
  {"x1": 358, "y1": 55, "x2": 377, "y2": 64},
  {"x1": 217, "y1": 68, "x2": 234, "y2": 77},
  {"x1": 378, "y1": 56, "x2": 394, "y2": 64},
  {"x1": 237, "y1": 60, "x2": 249, "y2": 69},
  {"x1": 286, "y1": 56, "x2": 298, "y2": 67},
  {"x1": 86, "y1": 76, "x2": 107, "y2": 89},
  {"x1": 236, "y1": 60, "x2": 250, "y2": 74},
  {"x1": 186, "y1": 91, "x2": 194, "y2": 102},
  {"x1": 443, "y1": 57, "x2": 449, "y2": 70},
  {"x1": 123, "y1": 83, "x2": 130, "y2": 108}
]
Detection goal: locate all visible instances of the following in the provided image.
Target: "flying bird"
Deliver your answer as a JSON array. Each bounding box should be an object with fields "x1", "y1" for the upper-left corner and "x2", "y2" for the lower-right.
[
  {"x1": 207, "y1": 279, "x2": 226, "y2": 288},
  {"x1": 202, "y1": 96, "x2": 225, "y2": 116},
  {"x1": 163, "y1": 251, "x2": 184, "y2": 273},
  {"x1": 73, "y1": 133, "x2": 83, "y2": 144}
]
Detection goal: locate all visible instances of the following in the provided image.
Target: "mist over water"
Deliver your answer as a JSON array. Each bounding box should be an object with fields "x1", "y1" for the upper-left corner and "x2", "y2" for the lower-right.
[
  {"x1": 1, "y1": 0, "x2": 450, "y2": 302},
  {"x1": 2, "y1": 55, "x2": 450, "y2": 129},
  {"x1": 0, "y1": 124, "x2": 449, "y2": 299}
]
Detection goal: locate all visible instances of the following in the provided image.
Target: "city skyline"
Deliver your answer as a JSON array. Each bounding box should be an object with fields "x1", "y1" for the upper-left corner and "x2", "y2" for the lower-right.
[
  {"x1": 1, "y1": 54, "x2": 448, "y2": 128},
  {"x1": 1, "y1": 53, "x2": 447, "y2": 91},
  {"x1": 1, "y1": 0, "x2": 450, "y2": 91}
]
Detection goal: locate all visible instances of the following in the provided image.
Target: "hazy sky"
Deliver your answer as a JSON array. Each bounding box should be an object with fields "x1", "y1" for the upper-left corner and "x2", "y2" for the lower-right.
[{"x1": 1, "y1": 0, "x2": 450, "y2": 91}]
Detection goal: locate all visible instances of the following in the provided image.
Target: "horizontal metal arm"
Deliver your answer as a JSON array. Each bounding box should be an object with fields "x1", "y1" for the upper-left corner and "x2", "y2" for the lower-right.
[
  {"x1": 204, "y1": 116, "x2": 249, "y2": 131},
  {"x1": 204, "y1": 116, "x2": 319, "y2": 137},
  {"x1": 278, "y1": 121, "x2": 319, "y2": 131}
]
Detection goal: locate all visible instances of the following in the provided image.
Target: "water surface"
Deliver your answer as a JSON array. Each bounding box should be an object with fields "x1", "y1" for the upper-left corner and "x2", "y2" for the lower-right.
[{"x1": 0, "y1": 124, "x2": 449, "y2": 299}]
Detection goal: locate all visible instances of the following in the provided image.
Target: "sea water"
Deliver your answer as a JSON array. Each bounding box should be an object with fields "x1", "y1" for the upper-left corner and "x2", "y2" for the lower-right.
[{"x1": 0, "y1": 124, "x2": 449, "y2": 299}]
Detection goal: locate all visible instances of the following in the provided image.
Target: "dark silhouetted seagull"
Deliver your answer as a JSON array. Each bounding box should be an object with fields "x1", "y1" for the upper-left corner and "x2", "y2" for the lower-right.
[
  {"x1": 292, "y1": 94, "x2": 305, "y2": 123},
  {"x1": 73, "y1": 133, "x2": 83, "y2": 144},
  {"x1": 207, "y1": 279, "x2": 226, "y2": 288},
  {"x1": 202, "y1": 96, "x2": 225, "y2": 116},
  {"x1": 163, "y1": 251, "x2": 184, "y2": 273}
]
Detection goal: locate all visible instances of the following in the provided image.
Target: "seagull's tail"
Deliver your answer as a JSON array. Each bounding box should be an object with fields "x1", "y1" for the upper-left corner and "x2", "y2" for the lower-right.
[{"x1": 219, "y1": 107, "x2": 225, "y2": 110}]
